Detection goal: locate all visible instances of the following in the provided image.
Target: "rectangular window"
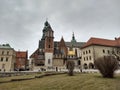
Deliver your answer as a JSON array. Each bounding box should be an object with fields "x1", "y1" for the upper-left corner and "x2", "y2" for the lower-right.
[
  {"x1": 6, "y1": 57, "x2": 8, "y2": 62},
  {"x1": 86, "y1": 51, "x2": 88, "y2": 54},
  {"x1": 86, "y1": 57, "x2": 88, "y2": 60},
  {"x1": 1, "y1": 57, "x2": 3, "y2": 62},
  {"x1": 83, "y1": 52, "x2": 85, "y2": 55},
  {"x1": 89, "y1": 56, "x2": 91, "y2": 60},
  {"x1": 2, "y1": 51, "x2": 4, "y2": 55},
  {"x1": 7, "y1": 51, "x2": 9, "y2": 55},
  {"x1": 89, "y1": 50, "x2": 91, "y2": 53},
  {"x1": 48, "y1": 59, "x2": 50, "y2": 64},
  {"x1": 107, "y1": 50, "x2": 110, "y2": 54},
  {"x1": 79, "y1": 57, "x2": 81, "y2": 59},
  {"x1": 48, "y1": 45, "x2": 50, "y2": 48},
  {"x1": 84, "y1": 57, "x2": 85, "y2": 61},
  {"x1": 103, "y1": 49, "x2": 105, "y2": 53}
]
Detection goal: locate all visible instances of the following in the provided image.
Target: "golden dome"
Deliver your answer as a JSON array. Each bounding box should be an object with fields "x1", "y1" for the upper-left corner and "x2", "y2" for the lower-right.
[{"x1": 68, "y1": 50, "x2": 75, "y2": 55}]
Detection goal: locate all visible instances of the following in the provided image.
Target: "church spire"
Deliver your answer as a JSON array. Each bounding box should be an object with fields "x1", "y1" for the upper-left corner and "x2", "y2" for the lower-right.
[
  {"x1": 71, "y1": 32, "x2": 77, "y2": 44},
  {"x1": 41, "y1": 20, "x2": 53, "y2": 40},
  {"x1": 72, "y1": 32, "x2": 75, "y2": 40},
  {"x1": 44, "y1": 20, "x2": 49, "y2": 27}
]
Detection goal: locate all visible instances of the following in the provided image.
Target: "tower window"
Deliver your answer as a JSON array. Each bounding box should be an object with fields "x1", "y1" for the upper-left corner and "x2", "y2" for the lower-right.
[
  {"x1": 49, "y1": 39, "x2": 51, "y2": 42},
  {"x1": 48, "y1": 59, "x2": 51, "y2": 64},
  {"x1": 48, "y1": 45, "x2": 50, "y2": 48},
  {"x1": 51, "y1": 32, "x2": 53, "y2": 37}
]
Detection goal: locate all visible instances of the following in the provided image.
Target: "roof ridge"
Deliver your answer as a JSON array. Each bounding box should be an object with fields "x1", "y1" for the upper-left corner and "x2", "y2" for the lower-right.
[{"x1": 82, "y1": 37, "x2": 117, "y2": 48}]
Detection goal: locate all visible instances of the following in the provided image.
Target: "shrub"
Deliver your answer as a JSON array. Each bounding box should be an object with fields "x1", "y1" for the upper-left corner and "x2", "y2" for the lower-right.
[
  {"x1": 66, "y1": 60, "x2": 75, "y2": 76},
  {"x1": 94, "y1": 56, "x2": 119, "y2": 78}
]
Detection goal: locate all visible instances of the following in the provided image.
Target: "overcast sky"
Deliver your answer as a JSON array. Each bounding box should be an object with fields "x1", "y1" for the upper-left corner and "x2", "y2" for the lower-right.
[{"x1": 0, "y1": 0, "x2": 120, "y2": 57}]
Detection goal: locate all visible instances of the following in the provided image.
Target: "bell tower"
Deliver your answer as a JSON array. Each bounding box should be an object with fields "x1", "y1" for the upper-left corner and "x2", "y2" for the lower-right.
[{"x1": 44, "y1": 21, "x2": 54, "y2": 67}]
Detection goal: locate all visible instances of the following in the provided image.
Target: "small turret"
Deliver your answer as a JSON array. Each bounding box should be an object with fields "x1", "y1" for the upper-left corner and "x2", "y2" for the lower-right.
[{"x1": 71, "y1": 32, "x2": 77, "y2": 45}]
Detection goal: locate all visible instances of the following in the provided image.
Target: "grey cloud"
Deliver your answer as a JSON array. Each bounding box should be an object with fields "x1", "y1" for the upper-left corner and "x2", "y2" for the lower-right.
[{"x1": 0, "y1": 0, "x2": 120, "y2": 56}]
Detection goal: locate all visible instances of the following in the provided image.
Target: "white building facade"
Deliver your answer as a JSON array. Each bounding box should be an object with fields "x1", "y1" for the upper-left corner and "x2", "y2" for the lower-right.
[
  {"x1": 81, "y1": 37, "x2": 120, "y2": 69},
  {"x1": 0, "y1": 44, "x2": 16, "y2": 71}
]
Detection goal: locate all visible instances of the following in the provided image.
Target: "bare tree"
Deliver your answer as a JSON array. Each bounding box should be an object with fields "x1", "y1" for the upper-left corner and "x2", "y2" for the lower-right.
[
  {"x1": 112, "y1": 47, "x2": 120, "y2": 61},
  {"x1": 113, "y1": 37, "x2": 120, "y2": 61},
  {"x1": 94, "y1": 56, "x2": 119, "y2": 78},
  {"x1": 66, "y1": 61, "x2": 75, "y2": 76}
]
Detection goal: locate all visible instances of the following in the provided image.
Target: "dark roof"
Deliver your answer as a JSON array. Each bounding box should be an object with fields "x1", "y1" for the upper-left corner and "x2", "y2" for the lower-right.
[
  {"x1": 54, "y1": 42, "x2": 59, "y2": 47},
  {"x1": 30, "y1": 48, "x2": 44, "y2": 59},
  {"x1": 0, "y1": 44, "x2": 13, "y2": 49},
  {"x1": 54, "y1": 42, "x2": 61, "y2": 54},
  {"x1": 39, "y1": 40, "x2": 45, "y2": 49},
  {"x1": 65, "y1": 42, "x2": 85, "y2": 48},
  {"x1": 43, "y1": 21, "x2": 53, "y2": 32},
  {"x1": 54, "y1": 41, "x2": 85, "y2": 48}
]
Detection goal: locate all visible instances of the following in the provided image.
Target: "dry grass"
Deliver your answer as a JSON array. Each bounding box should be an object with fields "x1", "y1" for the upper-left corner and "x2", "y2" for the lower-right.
[{"x1": 0, "y1": 73, "x2": 120, "y2": 90}]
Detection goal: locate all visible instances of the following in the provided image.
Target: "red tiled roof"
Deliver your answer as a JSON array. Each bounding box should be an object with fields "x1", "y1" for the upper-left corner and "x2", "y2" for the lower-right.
[
  {"x1": 16, "y1": 51, "x2": 27, "y2": 58},
  {"x1": 82, "y1": 37, "x2": 120, "y2": 48}
]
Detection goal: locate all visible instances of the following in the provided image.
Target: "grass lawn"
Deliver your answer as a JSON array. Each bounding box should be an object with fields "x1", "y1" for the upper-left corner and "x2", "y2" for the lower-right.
[{"x1": 0, "y1": 73, "x2": 120, "y2": 90}]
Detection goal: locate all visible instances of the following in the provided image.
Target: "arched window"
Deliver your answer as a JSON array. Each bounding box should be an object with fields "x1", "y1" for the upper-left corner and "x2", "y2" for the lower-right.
[
  {"x1": 103, "y1": 49, "x2": 105, "y2": 53},
  {"x1": 78, "y1": 60, "x2": 81, "y2": 65},
  {"x1": 89, "y1": 63, "x2": 94, "y2": 69},
  {"x1": 84, "y1": 63, "x2": 88, "y2": 69}
]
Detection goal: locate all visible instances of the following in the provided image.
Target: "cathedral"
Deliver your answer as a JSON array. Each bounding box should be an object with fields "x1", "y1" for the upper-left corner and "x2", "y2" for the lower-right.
[{"x1": 30, "y1": 21, "x2": 85, "y2": 71}]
